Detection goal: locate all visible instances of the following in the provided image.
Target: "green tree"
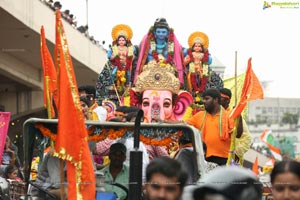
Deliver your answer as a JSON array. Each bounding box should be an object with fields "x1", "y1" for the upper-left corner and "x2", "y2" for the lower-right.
[{"x1": 281, "y1": 112, "x2": 299, "y2": 128}]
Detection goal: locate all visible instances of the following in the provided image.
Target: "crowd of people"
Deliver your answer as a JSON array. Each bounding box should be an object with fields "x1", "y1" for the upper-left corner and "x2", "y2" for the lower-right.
[{"x1": 39, "y1": 0, "x2": 105, "y2": 47}]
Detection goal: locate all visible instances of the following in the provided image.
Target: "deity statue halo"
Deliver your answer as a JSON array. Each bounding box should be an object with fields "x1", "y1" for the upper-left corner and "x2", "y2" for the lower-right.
[
  {"x1": 188, "y1": 31, "x2": 209, "y2": 49},
  {"x1": 134, "y1": 60, "x2": 180, "y2": 94},
  {"x1": 111, "y1": 24, "x2": 133, "y2": 41}
]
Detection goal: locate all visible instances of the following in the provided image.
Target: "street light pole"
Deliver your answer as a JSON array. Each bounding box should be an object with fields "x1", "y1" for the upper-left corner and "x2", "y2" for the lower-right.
[{"x1": 86, "y1": 0, "x2": 88, "y2": 27}]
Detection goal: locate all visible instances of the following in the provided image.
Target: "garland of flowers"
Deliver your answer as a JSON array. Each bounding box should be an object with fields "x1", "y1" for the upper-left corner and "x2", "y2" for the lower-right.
[
  {"x1": 34, "y1": 124, "x2": 180, "y2": 147},
  {"x1": 111, "y1": 40, "x2": 134, "y2": 89},
  {"x1": 139, "y1": 131, "x2": 182, "y2": 147},
  {"x1": 35, "y1": 124, "x2": 56, "y2": 141},
  {"x1": 112, "y1": 40, "x2": 134, "y2": 72},
  {"x1": 149, "y1": 28, "x2": 174, "y2": 64}
]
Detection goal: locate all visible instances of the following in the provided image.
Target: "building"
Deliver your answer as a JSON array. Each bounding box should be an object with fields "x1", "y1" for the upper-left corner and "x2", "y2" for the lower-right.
[{"x1": 247, "y1": 97, "x2": 300, "y2": 124}]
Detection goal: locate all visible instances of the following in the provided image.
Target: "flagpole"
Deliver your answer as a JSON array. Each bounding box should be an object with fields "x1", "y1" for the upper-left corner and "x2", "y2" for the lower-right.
[
  {"x1": 45, "y1": 76, "x2": 52, "y2": 119},
  {"x1": 234, "y1": 51, "x2": 238, "y2": 106}
]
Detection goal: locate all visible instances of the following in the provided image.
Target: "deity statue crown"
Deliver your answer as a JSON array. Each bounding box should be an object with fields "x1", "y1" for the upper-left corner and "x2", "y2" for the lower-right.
[
  {"x1": 111, "y1": 24, "x2": 133, "y2": 41},
  {"x1": 135, "y1": 60, "x2": 180, "y2": 94}
]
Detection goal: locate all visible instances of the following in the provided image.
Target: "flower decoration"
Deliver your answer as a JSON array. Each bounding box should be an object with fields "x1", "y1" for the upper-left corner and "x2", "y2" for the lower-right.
[
  {"x1": 149, "y1": 27, "x2": 175, "y2": 64},
  {"x1": 35, "y1": 124, "x2": 181, "y2": 148}
]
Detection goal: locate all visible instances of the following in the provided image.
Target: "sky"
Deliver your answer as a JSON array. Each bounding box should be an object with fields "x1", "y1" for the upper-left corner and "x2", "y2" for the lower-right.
[{"x1": 57, "y1": 0, "x2": 300, "y2": 98}]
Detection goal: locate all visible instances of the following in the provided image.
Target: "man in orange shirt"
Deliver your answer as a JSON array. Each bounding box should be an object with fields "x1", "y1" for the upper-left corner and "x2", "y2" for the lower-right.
[{"x1": 186, "y1": 88, "x2": 234, "y2": 165}]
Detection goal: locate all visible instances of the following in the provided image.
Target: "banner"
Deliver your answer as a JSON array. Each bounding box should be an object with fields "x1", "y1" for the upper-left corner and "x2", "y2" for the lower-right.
[{"x1": 0, "y1": 112, "x2": 11, "y2": 162}]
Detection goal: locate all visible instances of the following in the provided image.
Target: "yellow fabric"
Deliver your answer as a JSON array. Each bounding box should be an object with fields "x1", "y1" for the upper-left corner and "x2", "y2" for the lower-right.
[
  {"x1": 223, "y1": 73, "x2": 248, "y2": 119},
  {"x1": 102, "y1": 156, "x2": 110, "y2": 166},
  {"x1": 235, "y1": 119, "x2": 252, "y2": 158}
]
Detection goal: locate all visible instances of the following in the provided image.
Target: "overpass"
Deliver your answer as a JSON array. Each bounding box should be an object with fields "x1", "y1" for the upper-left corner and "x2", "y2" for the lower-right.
[{"x1": 0, "y1": 0, "x2": 107, "y2": 119}]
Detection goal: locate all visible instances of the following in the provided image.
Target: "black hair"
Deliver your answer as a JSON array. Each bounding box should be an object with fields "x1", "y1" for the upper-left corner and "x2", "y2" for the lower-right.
[
  {"x1": 4, "y1": 165, "x2": 18, "y2": 179},
  {"x1": 178, "y1": 131, "x2": 192, "y2": 145},
  {"x1": 117, "y1": 35, "x2": 128, "y2": 46},
  {"x1": 78, "y1": 85, "x2": 96, "y2": 96},
  {"x1": 79, "y1": 96, "x2": 89, "y2": 106},
  {"x1": 219, "y1": 88, "x2": 232, "y2": 99},
  {"x1": 202, "y1": 88, "x2": 221, "y2": 101},
  {"x1": 153, "y1": 18, "x2": 170, "y2": 31},
  {"x1": 270, "y1": 160, "x2": 300, "y2": 183},
  {"x1": 146, "y1": 157, "x2": 188, "y2": 190}
]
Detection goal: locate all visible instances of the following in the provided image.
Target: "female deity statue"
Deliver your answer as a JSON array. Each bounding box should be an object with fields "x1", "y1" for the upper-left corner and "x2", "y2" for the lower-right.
[
  {"x1": 96, "y1": 24, "x2": 137, "y2": 107},
  {"x1": 184, "y1": 32, "x2": 212, "y2": 94},
  {"x1": 107, "y1": 24, "x2": 135, "y2": 91},
  {"x1": 134, "y1": 18, "x2": 184, "y2": 86},
  {"x1": 183, "y1": 32, "x2": 222, "y2": 103}
]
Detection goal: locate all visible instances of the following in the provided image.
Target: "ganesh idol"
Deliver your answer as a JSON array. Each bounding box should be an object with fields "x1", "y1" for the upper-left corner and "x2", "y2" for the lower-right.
[{"x1": 130, "y1": 60, "x2": 193, "y2": 123}]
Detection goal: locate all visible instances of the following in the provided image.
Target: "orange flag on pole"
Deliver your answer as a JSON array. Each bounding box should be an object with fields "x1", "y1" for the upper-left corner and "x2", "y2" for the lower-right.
[
  {"x1": 230, "y1": 57, "x2": 264, "y2": 120},
  {"x1": 54, "y1": 11, "x2": 95, "y2": 199},
  {"x1": 40, "y1": 26, "x2": 57, "y2": 118},
  {"x1": 252, "y1": 156, "x2": 259, "y2": 176}
]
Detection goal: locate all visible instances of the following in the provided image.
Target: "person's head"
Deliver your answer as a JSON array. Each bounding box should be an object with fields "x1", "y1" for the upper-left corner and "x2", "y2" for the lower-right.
[
  {"x1": 266, "y1": 193, "x2": 274, "y2": 200},
  {"x1": 270, "y1": 160, "x2": 300, "y2": 200},
  {"x1": 115, "y1": 106, "x2": 128, "y2": 121},
  {"x1": 80, "y1": 96, "x2": 90, "y2": 119},
  {"x1": 108, "y1": 143, "x2": 127, "y2": 168},
  {"x1": 78, "y1": 85, "x2": 97, "y2": 107},
  {"x1": 153, "y1": 18, "x2": 169, "y2": 41},
  {"x1": 145, "y1": 157, "x2": 188, "y2": 200},
  {"x1": 5, "y1": 136, "x2": 10, "y2": 149},
  {"x1": 201, "y1": 88, "x2": 221, "y2": 113},
  {"x1": 219, "y1": 88, "x2": 232, "y2": 109},
  {"x1": 178, "y1": 131, "x2": 192, "y2": 147},
  {"x1": 4, "y1": 165, "x2": 18, "y2": 180},
  {"x1": 189, "y1": 166, "x2": 262, "y2": 200}
]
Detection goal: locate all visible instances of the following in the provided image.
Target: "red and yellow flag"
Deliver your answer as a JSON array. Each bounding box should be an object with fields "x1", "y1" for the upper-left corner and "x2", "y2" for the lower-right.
[
  {"x1": 54, "y1": 11, "x2": 95, "y2": 199},
  {"x1": 40, "y1": 26, "x2": 57, "y2": 118},
  {"x1": 252, "y1": 156, "x2": 259, "y2": 176},
  {"x1": 230, "y1": 58, "x2": 264, "y2": 120}
]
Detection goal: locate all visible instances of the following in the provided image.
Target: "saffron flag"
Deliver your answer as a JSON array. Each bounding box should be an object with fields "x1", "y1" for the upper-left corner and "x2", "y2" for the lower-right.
[
  {"x1": 54, "y1": 11, "x2": 95, "y2": 199},
  {"x1": 223, "y1": 73, "x2": 247, "y2": 118},
  {"x1": 260, "y1": 130, "x2": 282, "y2": 161},
  {"x1": 0, "y1": 112, "x2": 11, "y2": 162},
  {"x1": 252, "y1": 156, "x2": 259, "y2": 176},
  {"x1": 230, "y1": 58, "x2": 264, "y2": 120},
  {"x1": 40, "y1": 26, "x2": 57, "y2": 118}
]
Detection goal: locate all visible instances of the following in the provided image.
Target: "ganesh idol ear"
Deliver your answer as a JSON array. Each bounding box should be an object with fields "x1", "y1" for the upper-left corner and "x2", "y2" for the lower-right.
[
  {"x1": 129, "y1": 88, "x2": 141, "y2": 107},
  {"x1": 173, "y1": 90, "x2": 193, "y2": 121}
]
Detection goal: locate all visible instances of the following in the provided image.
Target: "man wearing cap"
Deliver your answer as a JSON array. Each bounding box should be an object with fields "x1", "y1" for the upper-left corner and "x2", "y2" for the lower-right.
[
  {"x1": 99, "y1": 142, "x2": 129, "y2": 200},
  {"x1": 186, "y1": 88, "x2": 234, "y2": 166}
]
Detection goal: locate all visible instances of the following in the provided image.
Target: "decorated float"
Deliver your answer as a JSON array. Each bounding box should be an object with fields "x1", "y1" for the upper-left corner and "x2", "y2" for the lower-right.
[{"x1": 96, "y1": 18, "x2": 224, "y2": 120}]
